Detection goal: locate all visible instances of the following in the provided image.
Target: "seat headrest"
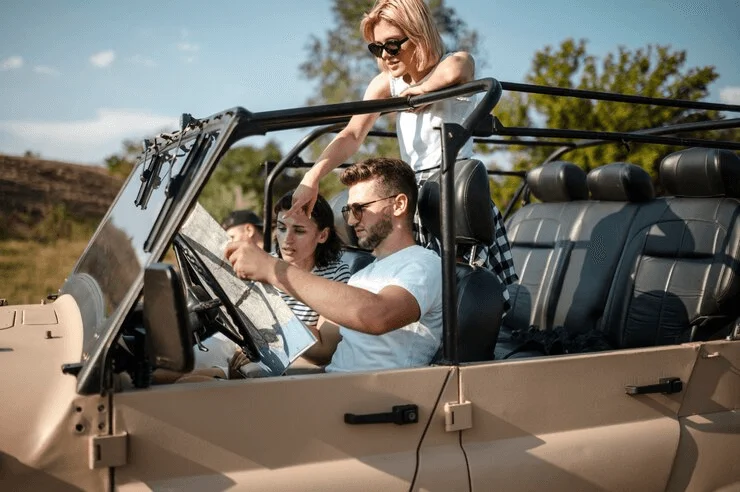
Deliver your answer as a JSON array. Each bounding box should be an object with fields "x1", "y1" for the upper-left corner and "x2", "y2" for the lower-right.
[
  {"x1": 418, "y1": 159, "x2": 494, "y2": 245},
  {"x1": 526, "y1": 162, "x2": 588, "y2": 202},
  {"x1": 328, "y1": 189, "x2": 369, "y2": 250},
  {"x1": 587, "y1": 163, "x2": 655, "y2": 202},
  {"x1": 660, "y1": 148, "x2": 740, "y2": 198}
]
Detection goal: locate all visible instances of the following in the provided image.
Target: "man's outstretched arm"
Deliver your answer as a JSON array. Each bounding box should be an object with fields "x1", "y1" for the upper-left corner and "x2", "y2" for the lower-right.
[{"x1": 225, "y1": 241, "x2": 420, "y2": 335}]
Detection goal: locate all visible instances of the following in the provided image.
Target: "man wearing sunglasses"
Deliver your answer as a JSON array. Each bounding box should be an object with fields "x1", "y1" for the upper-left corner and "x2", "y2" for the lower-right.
[{"x1": 226, "y1": 157, "x2": 442, "y2": 373}]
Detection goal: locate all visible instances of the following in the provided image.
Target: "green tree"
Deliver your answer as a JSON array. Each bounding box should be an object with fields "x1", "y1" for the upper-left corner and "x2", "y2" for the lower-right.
[
  {"x1": 104, "y1": 139, "x2": 140, "y2": 179},
  {"x1": 299, "y1": 0, "x2": 484, "y2": 160},
  {"x1": 198, "y1": 141, "x2": 284, "y2": 222},
  {"x1": 491, "y1": 38, "x2": 727, "y2": 208}
]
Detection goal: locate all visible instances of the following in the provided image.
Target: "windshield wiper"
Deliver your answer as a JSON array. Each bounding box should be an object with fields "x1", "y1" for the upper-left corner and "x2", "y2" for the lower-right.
[
  {"x1": 143, "y1": 133, "x2": 215, "y2": 253},
  {"x1": 134, "y1": 149, "x2": 164, "y2": 210}
]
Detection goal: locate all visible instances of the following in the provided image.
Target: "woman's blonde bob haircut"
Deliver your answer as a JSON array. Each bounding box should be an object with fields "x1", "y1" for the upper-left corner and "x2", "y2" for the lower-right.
[{"x1": 361, "y1": 0, "x2": 444, "y2": 74}]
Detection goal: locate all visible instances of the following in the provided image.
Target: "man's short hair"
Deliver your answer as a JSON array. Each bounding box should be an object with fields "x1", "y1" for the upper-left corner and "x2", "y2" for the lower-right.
[
  {"x1": 340, "y1": 157, "x2": 418, "y2": 223},
  {"x1": 221, "y1": 209, "x2": 263, "y2": 231}
]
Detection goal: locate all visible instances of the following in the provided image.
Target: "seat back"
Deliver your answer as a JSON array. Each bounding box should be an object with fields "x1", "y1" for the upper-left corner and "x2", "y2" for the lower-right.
[
  {"x1": 328, "y1": 189, "x2": 375, "y2": 274},
  {"x1": 498, "y1": 161, "x2": 656, "y2": 358},
  {"x1": 552, "y1": 163, "x2": 655, "y2": 337},
  {"x1": 418, "y1": 159, "x2": 506, "y2": 362},
  {"x1": 601, "y1": 148, "x2": 740, "y2": 348},
  {"x1": 496, "y1": 162, "x2": 588, "y2": 357}
]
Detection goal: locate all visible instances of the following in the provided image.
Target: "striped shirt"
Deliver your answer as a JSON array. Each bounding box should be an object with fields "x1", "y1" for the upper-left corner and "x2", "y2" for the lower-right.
[{"x1": 276, "y1": 258, "x2": 351, "y2": 327}]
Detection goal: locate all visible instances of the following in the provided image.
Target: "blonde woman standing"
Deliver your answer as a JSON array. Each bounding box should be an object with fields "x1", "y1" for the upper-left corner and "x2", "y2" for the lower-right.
[{"x1": 289, "y1": 0, "x2": 517, "y2": 306}]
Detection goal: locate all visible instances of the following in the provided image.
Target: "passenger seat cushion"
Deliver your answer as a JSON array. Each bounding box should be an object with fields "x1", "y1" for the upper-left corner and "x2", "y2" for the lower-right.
[
  {"x1": 660, "y1": 148, "x2": 740, "y2": 198},
  {"x1": 526, "y1": 161, "x2": 588, "y2": 202},
  {"x1": 587, "y1": 163, "x2": 655, "y2": 202}
]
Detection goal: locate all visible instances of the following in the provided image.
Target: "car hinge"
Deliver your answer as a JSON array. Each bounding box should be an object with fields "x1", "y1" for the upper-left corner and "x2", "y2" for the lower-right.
[
  {"x1": 89, "y1": 433, "x2": 128, "y2": 469},
  {"x1": 444, "y1": 401, "x2": 473, "y2": 432}
]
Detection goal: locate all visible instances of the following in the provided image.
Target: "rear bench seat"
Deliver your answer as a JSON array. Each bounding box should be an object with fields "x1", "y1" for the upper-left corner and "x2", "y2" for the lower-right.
[
  {"x1": 600, "y1": 148, "x2": 740, "y2": 348},
  {"x1": 495, "y1": 162, "x2": 588, "y2": 358},
  {"x1": 497, "y1": 161, "x2": 655, "y2": 358},
  {"x1": 498, "y1": 147, "x2": 740, "y2": 359}
]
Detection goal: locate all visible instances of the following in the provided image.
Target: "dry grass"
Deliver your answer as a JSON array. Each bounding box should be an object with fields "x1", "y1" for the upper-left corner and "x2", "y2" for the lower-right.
[{"x1": 0, "y1": 239, "x2": 89, "y2": 305}]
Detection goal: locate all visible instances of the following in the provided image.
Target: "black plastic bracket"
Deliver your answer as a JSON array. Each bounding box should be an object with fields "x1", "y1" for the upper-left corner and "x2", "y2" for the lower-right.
[
  {"x1": 625, "y1": 377, "x2": 683, "y2": 395},
  {"x1": 62, "y1": 363, "x2": 84, "y2": 376},
  {"x1": 344, "y1": 404, "x2": 419, "y2": 425}
]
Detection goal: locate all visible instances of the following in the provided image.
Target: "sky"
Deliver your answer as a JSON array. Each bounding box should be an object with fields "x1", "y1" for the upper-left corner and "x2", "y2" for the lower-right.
[{"x1": 1, "y1": 0, "x2": 739, "y2": 166}]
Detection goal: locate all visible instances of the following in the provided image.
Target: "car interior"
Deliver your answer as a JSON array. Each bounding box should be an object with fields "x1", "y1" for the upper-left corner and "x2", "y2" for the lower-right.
[{"x1": 498, "y1": 147, "x2": 740, "y2": 359}]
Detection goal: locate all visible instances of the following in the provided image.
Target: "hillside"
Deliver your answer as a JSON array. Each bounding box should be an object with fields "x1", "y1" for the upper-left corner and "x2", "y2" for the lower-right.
[
  {"x1": 0, "y1": 154, "x2": 124, "y2": 304},
  {"x1": 0, "y1": 154, "x2": 123, "y2": 240}
]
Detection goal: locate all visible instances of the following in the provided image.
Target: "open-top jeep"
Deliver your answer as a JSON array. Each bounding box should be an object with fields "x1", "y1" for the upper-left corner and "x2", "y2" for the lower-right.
[{"x1": 1, "y1": 78, "x2": 739, "y2": 491}]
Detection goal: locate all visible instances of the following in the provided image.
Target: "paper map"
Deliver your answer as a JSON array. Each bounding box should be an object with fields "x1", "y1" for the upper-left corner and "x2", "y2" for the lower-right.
[{"x1": 179, "y1": 203, "x2": 316, "y2": 376}]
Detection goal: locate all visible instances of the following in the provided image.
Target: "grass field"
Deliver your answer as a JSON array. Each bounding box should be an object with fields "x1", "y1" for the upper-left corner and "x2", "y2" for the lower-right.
[{"x1": 0, "y1": 239, "x2": 89, "y2": 305}]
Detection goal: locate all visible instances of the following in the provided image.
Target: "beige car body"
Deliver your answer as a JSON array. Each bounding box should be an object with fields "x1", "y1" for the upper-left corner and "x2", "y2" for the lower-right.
[{"x1": 1, "y1": 296, "x2": 737, "y2": 491}]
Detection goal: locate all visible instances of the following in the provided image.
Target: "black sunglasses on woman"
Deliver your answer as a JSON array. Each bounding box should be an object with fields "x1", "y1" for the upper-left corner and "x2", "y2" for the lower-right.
[{"x1": 367, "y1": 37, "x2": 409, "y2": 57}]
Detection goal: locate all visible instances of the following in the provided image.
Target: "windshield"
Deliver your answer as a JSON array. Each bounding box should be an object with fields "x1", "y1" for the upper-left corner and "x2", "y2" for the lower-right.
[{"x1": 60, "y1": 126, "x2": 225, "y2": 379}]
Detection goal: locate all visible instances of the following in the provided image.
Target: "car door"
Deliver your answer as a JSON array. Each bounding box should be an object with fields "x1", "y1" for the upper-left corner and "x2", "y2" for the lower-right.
[
  {"x1": 459, "y1": 344, "x2": 699, "y2": 491},
  {"x1": 666, "y1": 339, "x2": 740, "y2": 491},
  {"x1": 111, "y1": 365, "x2": 469, "y2": 491}
]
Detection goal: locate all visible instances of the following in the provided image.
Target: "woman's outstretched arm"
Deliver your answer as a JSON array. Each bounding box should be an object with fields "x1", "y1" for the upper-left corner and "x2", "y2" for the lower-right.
[{"x1": 286, "y1": 71, "x2": 391, "y2": 217}]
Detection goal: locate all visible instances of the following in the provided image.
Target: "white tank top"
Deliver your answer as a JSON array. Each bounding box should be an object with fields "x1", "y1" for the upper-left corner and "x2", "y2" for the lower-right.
[{"x1": 389, "y1": 54, "x2": 478, "y2": 173}]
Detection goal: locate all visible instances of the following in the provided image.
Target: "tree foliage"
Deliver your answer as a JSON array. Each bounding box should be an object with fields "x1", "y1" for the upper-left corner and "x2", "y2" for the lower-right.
[
  {"x1": 198, "y1": 141, "x2": 285, "y2": 222},
  {"x1": 104, "y1": 139, "x2": 140, "y2": 179},
  {"x1": 490, "y1": 38, "x2": 727, "y2": 208}
]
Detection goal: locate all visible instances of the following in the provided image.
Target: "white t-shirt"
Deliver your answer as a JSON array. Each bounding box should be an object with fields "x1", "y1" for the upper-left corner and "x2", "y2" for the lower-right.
[
  {"x1": 390, "y1": 53, "x2": 478, "y2": 173},
  {"x1": 325, "y1": 245, "x2": 443, "y2": 373}
]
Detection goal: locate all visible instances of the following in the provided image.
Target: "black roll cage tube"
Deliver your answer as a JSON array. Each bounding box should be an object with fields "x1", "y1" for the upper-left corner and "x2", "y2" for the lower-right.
[{"x1": 244, "y1": 78, "x2": 740, "y2": 366}]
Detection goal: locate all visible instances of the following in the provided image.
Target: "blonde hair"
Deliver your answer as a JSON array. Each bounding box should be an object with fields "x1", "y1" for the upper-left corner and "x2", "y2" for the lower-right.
[{"x1": 361, "y1": 0, "x2": 444, "y2": 73}]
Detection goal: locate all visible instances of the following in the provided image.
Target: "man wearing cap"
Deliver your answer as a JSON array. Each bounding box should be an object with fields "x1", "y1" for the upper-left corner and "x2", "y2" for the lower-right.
[{"x1": 222, "y1": 209, "x2": 264, "y2": 250}]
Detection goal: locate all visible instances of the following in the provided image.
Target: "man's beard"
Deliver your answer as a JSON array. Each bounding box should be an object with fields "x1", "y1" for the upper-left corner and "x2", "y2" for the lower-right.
[{"x1": 357, "y1": 213, "x2": 393, "y2": 250}]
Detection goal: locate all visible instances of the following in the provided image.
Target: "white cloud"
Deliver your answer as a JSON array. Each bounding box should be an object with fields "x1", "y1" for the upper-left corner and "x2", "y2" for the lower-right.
[
  {"x1": 0, "y1": 109, "x2": 177, "y2": 164},
  {"x1": 1, "y1": 55, "x2": 23, "y2": 71},
  {"x1": 719, "y1": 86, "x2": 740, "y2": 106},
  {"x1": 177, "y1": 42, "x2": 199, "y2": 53},
  {"x1": 90, "y1": 50, "x2": 116, "y2": 68},
  {"x1": 33, "y1": 65, "x2": 60, "y2": 76},
  {"x1": 130, "y1": 54, "x2": 157, "y2": 67}
]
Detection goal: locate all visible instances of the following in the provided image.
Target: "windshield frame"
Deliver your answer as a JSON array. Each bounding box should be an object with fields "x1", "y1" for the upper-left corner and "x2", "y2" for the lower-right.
[{"x1": 70, "y1": 109, "x2": 244, "y2": 394}]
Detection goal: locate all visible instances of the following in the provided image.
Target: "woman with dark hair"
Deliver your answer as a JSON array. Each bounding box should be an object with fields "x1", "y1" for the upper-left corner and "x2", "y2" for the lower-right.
[
  {"x1": 181, "y1": 190, "x2": 350, "y2": 381},
  {"x1": 272, "y1": 190, "x2": 350, "y2": 327}
]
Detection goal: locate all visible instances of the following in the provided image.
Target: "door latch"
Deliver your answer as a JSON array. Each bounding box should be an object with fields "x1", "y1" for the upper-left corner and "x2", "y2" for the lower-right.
[
  {"x1": 344, "y1": 404, "x2": 419, "y2": 425},
  {"x1": 625, "y1": 377, "x2": 683, "y2": 396}
]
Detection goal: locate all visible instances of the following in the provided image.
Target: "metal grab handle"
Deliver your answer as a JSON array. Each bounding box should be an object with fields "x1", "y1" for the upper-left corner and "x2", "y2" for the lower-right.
[
  {"x1": 625, "y1": 377, "x2": 683, "y2": 395},
  {"x1": 344, "y1": 404, "x2": 419, "y2": 425}
]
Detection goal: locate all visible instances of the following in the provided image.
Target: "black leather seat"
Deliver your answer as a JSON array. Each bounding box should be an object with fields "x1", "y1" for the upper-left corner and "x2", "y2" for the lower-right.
[
  {"x1": 500, "y1": 148, "x2": 739, "y2": 358},
  {"x1": 552, "y1": 163, "x2": 655, "y2": 338},
  {"x1": 498, "y1": 161, "x2": 656, "y2": 358},
  {"x1": 328, "y1": 189, "x2": 375, "y2": 274},
  {"x1": 418, "y1": 159, "x2": 506, "y2": 363},
  {"x1": 496, "y1": 161, "x2": 589, "y2": 358},
  {"x1": 599, "y1": 148, "x2": 740, "y2": 347}
]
